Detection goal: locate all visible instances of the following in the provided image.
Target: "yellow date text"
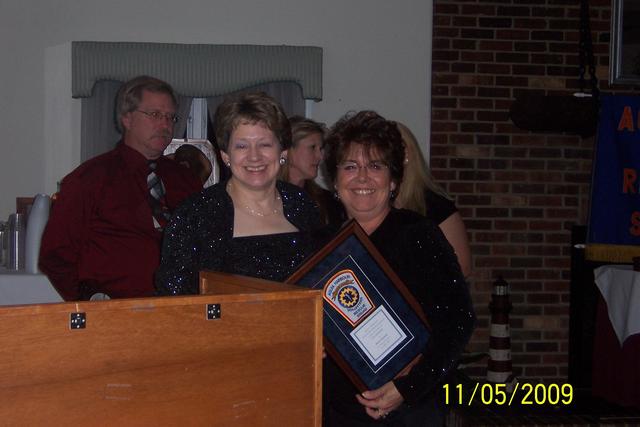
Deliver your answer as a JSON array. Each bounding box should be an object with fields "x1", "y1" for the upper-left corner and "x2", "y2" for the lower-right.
[{"x1": 442, "y1": 383, "x2": 573, "y2": 406}]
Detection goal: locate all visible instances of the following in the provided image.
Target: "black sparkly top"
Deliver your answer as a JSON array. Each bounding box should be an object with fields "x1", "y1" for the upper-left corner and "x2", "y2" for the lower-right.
[
  {"x1": 155, "y1": 180, "x2": 321, "y2": 295},
  {"x1": 324, "y1": 208, "x2": 476, "y2": 417}
]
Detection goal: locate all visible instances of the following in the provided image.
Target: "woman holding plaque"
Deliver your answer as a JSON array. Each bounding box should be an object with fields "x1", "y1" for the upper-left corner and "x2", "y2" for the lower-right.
[
  {"x1": 322, "y1": 111, "x2": 475, "y2": 426},
  {"x1": 155, "y1": 92, "x2": 321, "y2": 295}
]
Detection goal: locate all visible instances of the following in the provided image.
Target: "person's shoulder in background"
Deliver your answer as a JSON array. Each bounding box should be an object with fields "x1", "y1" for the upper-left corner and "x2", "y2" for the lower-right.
[{"x1": 424, "y1": 189, "x2": 458, "y2": 225}]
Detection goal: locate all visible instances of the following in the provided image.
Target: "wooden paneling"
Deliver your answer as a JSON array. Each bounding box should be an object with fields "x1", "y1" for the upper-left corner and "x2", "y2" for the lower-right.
[{"x1": 0, "y1": 273, "x2": 322, "y2": 426}]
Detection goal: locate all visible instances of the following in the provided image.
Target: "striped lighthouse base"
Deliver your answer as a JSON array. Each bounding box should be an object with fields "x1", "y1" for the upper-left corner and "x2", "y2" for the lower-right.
[
  {"x1": 486, "y1": 323, "x2": 513, "y2": 382},
  {"x1": 487, "y1": 278, "x2": 517, "y2": 393}
]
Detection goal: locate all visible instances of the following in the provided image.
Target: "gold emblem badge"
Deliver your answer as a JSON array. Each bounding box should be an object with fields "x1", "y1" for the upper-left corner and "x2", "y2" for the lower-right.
[{"x1": 324, "y1": 269, "x2": 375, "y2": 326}]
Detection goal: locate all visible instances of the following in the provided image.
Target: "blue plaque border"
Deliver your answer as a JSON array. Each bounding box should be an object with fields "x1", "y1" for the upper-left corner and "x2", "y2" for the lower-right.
[{"x1": 286, "y1": 220, "x2": 430, "y2": 391}]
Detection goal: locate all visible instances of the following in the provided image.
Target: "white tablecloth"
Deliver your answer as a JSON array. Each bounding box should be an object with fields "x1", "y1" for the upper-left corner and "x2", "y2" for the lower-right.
[
  {"x1": 594, "y1": 264, "x2": 640, "y2": 346},
  {"x1": 0, "y1": 268, "x2": 63, "y2": 306}
]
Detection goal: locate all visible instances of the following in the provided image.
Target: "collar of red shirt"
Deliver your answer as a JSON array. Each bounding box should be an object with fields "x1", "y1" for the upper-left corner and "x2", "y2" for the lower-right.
[{"x1": 116, "y1": 141, "x2": 172, "y2": 174}]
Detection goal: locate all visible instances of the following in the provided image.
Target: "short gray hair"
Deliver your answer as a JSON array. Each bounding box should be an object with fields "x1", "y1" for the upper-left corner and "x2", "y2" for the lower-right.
[{"x1": 115, "y1": 75, "x2": 177, "y2": 133}]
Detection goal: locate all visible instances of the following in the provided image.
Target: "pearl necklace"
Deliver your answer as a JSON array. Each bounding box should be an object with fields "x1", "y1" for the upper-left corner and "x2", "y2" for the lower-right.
[
  {"x1": 242, "y1": 195, "x2": 282, "y2": 217},
  {"x1": 227, "y1": 181, "x2": 282, "y2": 217}
]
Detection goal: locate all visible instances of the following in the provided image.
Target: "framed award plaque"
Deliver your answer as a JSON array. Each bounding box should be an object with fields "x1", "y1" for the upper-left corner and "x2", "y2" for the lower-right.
[{"x1": 286, "y1": 220, "x2": 430, "y2": 391}]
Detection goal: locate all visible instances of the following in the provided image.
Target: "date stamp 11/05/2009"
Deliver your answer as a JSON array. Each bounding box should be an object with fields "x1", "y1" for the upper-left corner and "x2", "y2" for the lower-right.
[{"x1": 443, "y1": 383, "x2": 574, "y2": 406}]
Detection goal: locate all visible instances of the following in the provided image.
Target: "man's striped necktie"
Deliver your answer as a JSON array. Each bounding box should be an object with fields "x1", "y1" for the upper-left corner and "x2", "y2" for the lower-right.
[{"x1": 147, "y1": 160, "x2": 171, "y2": 230}]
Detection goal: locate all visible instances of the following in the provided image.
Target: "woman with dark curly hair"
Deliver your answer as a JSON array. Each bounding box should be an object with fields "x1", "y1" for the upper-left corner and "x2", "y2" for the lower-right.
[{"x1": 322, "y1": 110, "x2": 475, "y2": 426}]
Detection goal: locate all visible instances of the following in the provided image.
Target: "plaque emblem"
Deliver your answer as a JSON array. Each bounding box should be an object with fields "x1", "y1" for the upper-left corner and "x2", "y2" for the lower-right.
[{"x1": 324, "y1": 269, "x2": 375, "y2": 326}]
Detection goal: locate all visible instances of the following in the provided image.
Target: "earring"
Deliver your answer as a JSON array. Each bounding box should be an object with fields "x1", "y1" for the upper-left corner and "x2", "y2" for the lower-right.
[
  {"x1": 225, "y1": 161, "x2": 230, "y2": 168},
  {"x1": 390, "y1": 189, "x2": 397, "y2": 200},
  {"x1": 333, "y1": 191, "x2": 340, "y2": 201},
  {"x1": 279, "y1": 157, "x2": 286, "y2": 166}
]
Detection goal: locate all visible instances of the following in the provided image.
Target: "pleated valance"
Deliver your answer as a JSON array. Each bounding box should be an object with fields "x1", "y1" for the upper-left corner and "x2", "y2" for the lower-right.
[{"x1": 71, "y1": 41, "x2": 323, "y2": 100}]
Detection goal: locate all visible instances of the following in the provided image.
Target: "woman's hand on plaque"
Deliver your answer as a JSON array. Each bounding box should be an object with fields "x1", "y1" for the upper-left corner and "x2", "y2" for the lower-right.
[{"x1": 355, "y1": 381, "x2": 404, "y2": 420}]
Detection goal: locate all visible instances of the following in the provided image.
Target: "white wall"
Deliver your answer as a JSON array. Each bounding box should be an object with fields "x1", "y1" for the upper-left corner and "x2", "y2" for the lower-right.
[{"x1": 0, "y1": 0, "x2": 432, "y2": 218}]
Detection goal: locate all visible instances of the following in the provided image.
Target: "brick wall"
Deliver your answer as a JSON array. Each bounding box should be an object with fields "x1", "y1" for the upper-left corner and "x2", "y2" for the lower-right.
[{"x1": 430, "y1": 0, "x2": 620, "y2": 382}]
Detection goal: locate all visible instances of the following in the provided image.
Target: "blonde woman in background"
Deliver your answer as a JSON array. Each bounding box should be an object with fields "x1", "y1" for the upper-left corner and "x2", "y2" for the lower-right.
[
  {"x1": 279, "y1": 116, "x2": 346, "y2": 226},
  {"x1": 394, "y1": 122, "x2": 472, "y2": 278}
]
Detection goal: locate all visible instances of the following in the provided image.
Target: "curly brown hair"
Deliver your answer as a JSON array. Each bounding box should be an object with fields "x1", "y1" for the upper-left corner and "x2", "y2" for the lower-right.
[{"x1": 324, "y1": 110, "x2": 405, "y2": 192}]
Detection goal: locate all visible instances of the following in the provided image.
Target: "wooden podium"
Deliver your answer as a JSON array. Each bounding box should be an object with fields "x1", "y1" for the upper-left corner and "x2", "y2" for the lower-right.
[{"x1": 0, "y1": 271, "x2": 323, "y2": 426}]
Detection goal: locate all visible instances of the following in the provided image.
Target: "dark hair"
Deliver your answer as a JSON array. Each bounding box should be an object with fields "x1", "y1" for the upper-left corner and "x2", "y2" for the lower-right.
[
  {"x1": 214, "y1": 92, "x2": 291, "y2": 152},
  {"x1": 173, "y1": 144, "x2": 211, "y2": 183},
  {"x1": 115, "y1": 75, "x2": 177, "y2": 133},
  {"x1": 324, "y1": 110, "x2": 405, "y2": 191}
]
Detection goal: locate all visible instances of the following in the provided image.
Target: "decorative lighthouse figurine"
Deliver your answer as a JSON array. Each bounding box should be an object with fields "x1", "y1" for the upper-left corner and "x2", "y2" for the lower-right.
[{"x1": 487, "y1": 277, "x2": 517, "y2": 390}]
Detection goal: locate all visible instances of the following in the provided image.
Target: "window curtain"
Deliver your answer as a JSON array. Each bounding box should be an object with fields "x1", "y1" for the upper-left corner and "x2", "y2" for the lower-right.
[
  {"x1": 74, "y1": 42, "x2": 321, "y2": 161},
  {"x1": 72, "y1": 42, "x2": 322, "y2": 100},
  {"x1": 206, "y1": 81, "x2": 305, "y2": 127},
  {"x1": 80, "y1": 80, "x2": 121, "y2": 161},
  {"x1": 81, "y1": 81, "x2": 301, "y2": 161},
  {"x1": 174, "y1": 95, "x2": 193, "y2": 139},
  {"x1": 81, "y1": 82, "x2": 194, "y2": 161}
]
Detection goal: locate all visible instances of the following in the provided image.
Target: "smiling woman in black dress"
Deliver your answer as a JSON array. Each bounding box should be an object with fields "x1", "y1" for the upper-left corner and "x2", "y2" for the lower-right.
[
  {"x1": 322, "y1": 111, "x2": 475, "y2": 426},
  {"x1": 155, "y1": 92, "x2": 321, "y2": 295}
]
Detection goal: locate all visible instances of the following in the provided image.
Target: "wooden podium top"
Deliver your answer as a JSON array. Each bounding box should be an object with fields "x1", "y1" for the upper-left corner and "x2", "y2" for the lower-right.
[
  {"x1": 199, "y1": 269, "x2": 317, "y2": 296},
  {"x1": 0, "y1": 271, "x2": 322, "y2": 426}
]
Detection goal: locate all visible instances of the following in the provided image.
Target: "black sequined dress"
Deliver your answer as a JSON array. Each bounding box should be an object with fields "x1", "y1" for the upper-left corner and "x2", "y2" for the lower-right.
[
  {"x1": 323, "y1": 208, "x2": 476, "y2": 427},
  {"x1": 155, "y1": 180, "x2": 321, "y2": 295}
]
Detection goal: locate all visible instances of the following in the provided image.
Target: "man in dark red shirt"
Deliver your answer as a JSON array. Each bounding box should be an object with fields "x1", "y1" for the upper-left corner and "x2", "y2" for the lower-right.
[{"x1": 39, "y1": 76, "x2": 202, "y2": 300}]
